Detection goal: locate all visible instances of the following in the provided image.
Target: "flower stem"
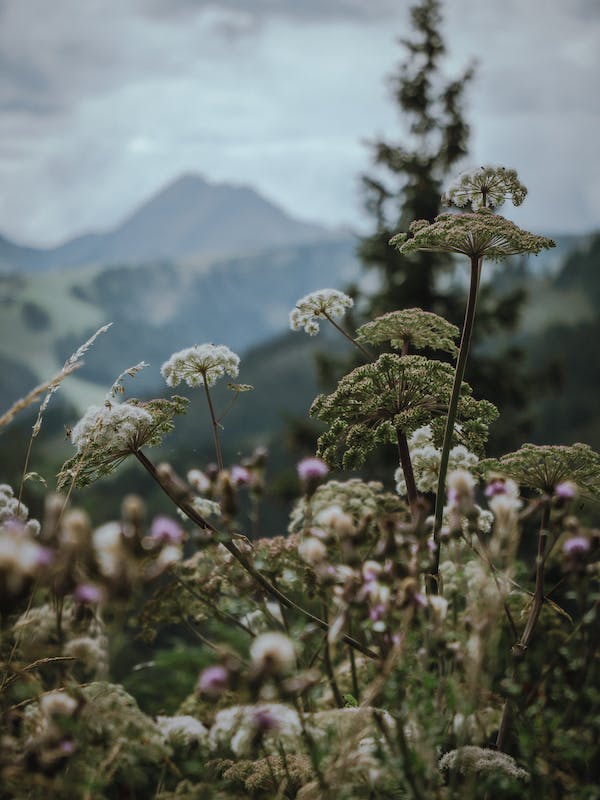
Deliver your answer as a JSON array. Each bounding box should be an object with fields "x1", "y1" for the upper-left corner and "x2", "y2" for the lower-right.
[
  {"x1": 203, "y1": 381, "x2": 223, "y2": 471},
  {"x1": 134, "y1": 449, "x2": 378, "y2": 661},
  {"x1": 496, "y1": 499, "x2": 550, "y2": 752},
  {"x1": 397, "y1": 429, "x2": 419, "y2": 519},
  {"x1": 430, "y1": 255, "x2": 481, "y2": 592},
  {"x1": 324, "y1": 312, "x2": 373, "y2": 360}
]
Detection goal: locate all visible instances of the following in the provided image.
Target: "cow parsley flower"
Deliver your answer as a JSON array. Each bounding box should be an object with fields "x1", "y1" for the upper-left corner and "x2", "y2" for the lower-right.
[
  {"x1": 442, "y1": 165, "x2": 528, "y2": 210},
  {"x1": 161, "y1": 343, "x2": 240, "y2": 388},
  {"x1": 289, "y1": 289, "x2": 353, "y2": 336}
]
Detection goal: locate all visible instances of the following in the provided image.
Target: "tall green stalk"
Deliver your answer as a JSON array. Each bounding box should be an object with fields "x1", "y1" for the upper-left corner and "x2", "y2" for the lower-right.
[{"x1": 430, "y1": 255, "x2": 482, "y2": 589}]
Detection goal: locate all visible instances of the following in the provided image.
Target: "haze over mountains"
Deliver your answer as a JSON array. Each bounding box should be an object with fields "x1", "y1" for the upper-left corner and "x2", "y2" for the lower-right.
[{"x1": 0, "y1": 174, "x2": 333, "y2": 272}]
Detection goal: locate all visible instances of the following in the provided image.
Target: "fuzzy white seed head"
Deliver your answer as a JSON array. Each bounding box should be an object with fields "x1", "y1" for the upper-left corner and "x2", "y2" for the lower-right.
[{"x1": 250, "y1": 632, "x2": 296, "y2": 674}]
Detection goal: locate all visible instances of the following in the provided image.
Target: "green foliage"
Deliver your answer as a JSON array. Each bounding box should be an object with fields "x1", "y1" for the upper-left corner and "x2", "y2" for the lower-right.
[{"x1": 311, "y1": 353, "x2": 497, "y2": 468}]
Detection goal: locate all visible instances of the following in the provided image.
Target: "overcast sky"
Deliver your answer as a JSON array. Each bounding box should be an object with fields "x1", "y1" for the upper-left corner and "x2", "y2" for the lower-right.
[{"x1": 1, "y1": 0, "x2": 599, "y2": 246}]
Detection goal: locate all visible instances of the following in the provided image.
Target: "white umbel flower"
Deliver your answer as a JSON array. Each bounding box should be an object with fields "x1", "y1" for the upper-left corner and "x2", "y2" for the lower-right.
[
  {"x1": 161, "y1": 344, "x2": 240, "y2": 388},
  {"x1": 289, "y1": 289, "x2": 354, "y2": 335},
  {"x1": 71, "y1": 402, "x2": 153, "y2": 454}
]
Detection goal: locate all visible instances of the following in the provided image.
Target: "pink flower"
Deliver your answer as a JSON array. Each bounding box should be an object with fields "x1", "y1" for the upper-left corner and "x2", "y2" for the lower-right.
[
  {"x1": 555, "y1": 481, "x2": 577, "y2": 500},
  {"x1": 297, "y1": 457, "x2": 328, "y2": 482},
  {"x1": 73, "y1": 583, "x2": 104, "y2": 605},
  {"x1": 150, "y1": 516, "x2": 184, "y2": 545},
  {"x1": 562, "y1": 536, "x2": 590, "y2": 556},
  {"x1": 197, "y1": 665, "x2": 229, "y2": 697},
  {"x1": 253, "y1": 707, "x2": 279, "y2": 732},
  {"x1": 230, "y1": 465, "x2": 251, "y2": 486}
]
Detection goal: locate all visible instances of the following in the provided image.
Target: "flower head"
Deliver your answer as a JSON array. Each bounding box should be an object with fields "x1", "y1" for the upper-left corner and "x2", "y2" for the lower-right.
[
  {"x1": 161, "y1": 343, "x2": 240, "y2": 388},
  {"x1": 357, "y1": 308, "x2": 459, "y2": 356},
  {"x1": 562, "y1": 536, "x2": 590, "y2": 556},
  {"x1": 149, "y1": 515, "x2": 184, "y2": 545},
  {"x1": 297, "y1": 457, "x2": 329, "y2": 482},
  {"x1": 250, "y1": 632, "x2": 296, "y2": 675},
  {"x1": 289, "y1": 289, "x2": 353, "y2": 336},
  {"x1": 481, "y1": 443, "x2": 600, "y2": 497},
  {"x1": 442, "y1": 166, "x2": 528, "y2": 211},
  {"x1": 197, "y1": 665, "x2": 230, "y2": 697},
  {"x1": 391, "y1": 208, "x2": 555, "y2": 262}
]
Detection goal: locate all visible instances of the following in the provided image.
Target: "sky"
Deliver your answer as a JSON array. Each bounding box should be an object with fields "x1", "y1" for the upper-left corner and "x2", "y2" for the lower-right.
[{"x1": 1, "y1": 0, "x2": 599, "y2": 247}]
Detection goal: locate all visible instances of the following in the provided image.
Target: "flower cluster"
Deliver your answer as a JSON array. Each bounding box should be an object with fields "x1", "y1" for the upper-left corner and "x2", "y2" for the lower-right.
[
  {"x1": 357, "y1": 308, "x2": 459, "y2": 356},
  {"x1": 481, "y1": 442, "x2": 600, "y2": 497},
  {"x1": 390, "y1": 208, "x2": 555, "y2": 261},
  {"x1": 289, "y1": 289, "x2": 354, "y2": 335},
  {"x1": 441, "y1": 165, "x2": 528, "y2": 210},
  {"x1": 311, "y1": 353, "x2": 497, "y2": 469},
  {"x1": 394, "y1": 425, "x2": 479, "y2": 495},
  {"x1": 161, "y1": 343, "x2": 240, "y2": 388}
]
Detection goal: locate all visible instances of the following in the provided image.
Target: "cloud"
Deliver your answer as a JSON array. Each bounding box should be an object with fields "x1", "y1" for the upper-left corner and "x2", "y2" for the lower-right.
[{"x1": 0, "y1": 0, "x2": 598, "y2": 244}]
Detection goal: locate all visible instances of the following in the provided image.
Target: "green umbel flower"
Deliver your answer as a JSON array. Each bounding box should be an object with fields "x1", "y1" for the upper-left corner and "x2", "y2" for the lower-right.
[
  {"x1": 441, "y1": 165, "x2": 528, "y2": 211},
  {"x1": 310, "y1": 354, "x2": 497, "y2": 469},
  {"x1": 481, "y1": 442, "x2": 600, "y2": 497},
  {"x1": 59, "y1": 396, "x2": 188, "y2": 489},
  {"x1": 390, "y1": 208, "x2": 555, "y2": 261},
  {"x1": 356, "y1": 308, "x2": 459, "y2": 356}
]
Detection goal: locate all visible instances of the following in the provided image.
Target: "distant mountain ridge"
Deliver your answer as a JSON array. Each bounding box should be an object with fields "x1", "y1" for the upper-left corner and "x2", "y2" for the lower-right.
[{"x1": 0, "y1": 174, "x2": 333, "y2": 272}]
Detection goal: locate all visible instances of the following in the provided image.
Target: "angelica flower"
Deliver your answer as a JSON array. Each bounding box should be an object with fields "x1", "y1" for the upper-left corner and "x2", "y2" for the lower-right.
[
  {"x1": 70, "y1": 402, "x2": 153, "y2": 454},
  {"x1": 161, "y1": 343, "x2": 240, "y2": 388},
  {"x1": 289, "y1": 289, "x2": 353, "y2": 335}
]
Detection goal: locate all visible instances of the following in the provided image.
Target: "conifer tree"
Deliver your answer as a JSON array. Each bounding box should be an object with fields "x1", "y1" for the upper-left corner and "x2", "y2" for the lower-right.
[{"x1": 356, "y1": 0, "x2": 531, "y2": 452}]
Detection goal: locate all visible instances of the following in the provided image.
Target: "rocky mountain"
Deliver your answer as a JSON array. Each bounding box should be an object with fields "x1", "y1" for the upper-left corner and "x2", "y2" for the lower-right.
[{"x1": 0, "y1": 174, "x2": 332, "y2": 272}]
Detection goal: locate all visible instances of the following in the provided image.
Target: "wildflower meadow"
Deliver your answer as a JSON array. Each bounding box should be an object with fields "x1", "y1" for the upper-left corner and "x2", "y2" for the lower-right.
[{"x1": 1, "y1": 165, "x2": 599, "y2": 800}]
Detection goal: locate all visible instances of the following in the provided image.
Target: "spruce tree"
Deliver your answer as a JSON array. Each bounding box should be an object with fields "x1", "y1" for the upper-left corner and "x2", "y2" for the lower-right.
[{"x1": 356, "y1": 0, "x2": 530, "y2": 453}]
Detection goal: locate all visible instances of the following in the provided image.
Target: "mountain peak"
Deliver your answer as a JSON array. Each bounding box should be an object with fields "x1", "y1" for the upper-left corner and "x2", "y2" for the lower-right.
[{"x1": 2, "y1": 174, "x2": 332, "y2": 272}]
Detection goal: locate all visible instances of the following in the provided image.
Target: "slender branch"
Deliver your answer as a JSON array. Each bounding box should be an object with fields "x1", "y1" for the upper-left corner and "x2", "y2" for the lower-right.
[
  {"x1": 202, "y1": 380, "x2": 223, "y2": 471},
  {"x1": 134, "y1": 449, "x2": 378, "y2": 660},
  {"x1": 496, "y1": 500, "x2": 550, "y2": 752},
  {"x1": 430, "y1": 255, "x2": 482, "y2": 592},
  {"x1": 324, "y1": 312, "x2": 373, "y2": 360}
]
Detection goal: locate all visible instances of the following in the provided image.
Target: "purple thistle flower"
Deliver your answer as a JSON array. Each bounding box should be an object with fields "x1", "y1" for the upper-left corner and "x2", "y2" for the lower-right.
[
  {"x1": 253, "y1": 707, "x2": 279, "y2": 732},
  {"x1": 485, "y1": 479, "x2": 508, "y2": 498},
  {"x1": 230, "y1": 465, "x2": 251, "y2": 486},
  {"x1": 555, "y1": 481, "x2": 577, "y2": 500},
  {"x1": 562, "y1": 536, "x2": 590, "y2": 556},
  {"x1": 297, "y1": 457, "x2": 329, "y2": 482},
  {"x1": 197, "y1": 665, "x2": 229, "y2": 697},
  {"x1": 150, "y1": 515, "x2": 184, "y2": 545},
  {"x1": 73, "y1": 583, "x2": 104, "y2": 605}
]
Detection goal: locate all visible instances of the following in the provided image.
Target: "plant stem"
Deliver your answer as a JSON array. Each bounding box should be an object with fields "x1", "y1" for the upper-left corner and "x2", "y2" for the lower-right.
[
  {"x1": 430, "y1": 255, "x2": 481, "y2": 591},
  {"x1": 324, "y1": 312, "x2": 373, "y2": 360},
  {"x1": 134, "y1": 449, "x2": 378, "y2": 660},
  {"x1": 202, "y1": 381, "x2": 223, "y2": 471},
  {"x1": 397, "y1": 429, "x2": 419, "y2": 519},
  {"x1": 496, "y1": 500, "x2": 550, "y2": 752}
]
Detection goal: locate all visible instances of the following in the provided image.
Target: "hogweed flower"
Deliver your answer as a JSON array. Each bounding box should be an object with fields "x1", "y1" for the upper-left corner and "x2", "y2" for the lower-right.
[
  {"x1": 481, "y1": 443, "x2": 600, "y2": 498},
  {"x1": 311, "y1": 354, "x2": 497, "y2": 469},
  {"x1": 357, "y1": 308, "x2": 459, "y2": 356},
  {"x1": 391, "y1": 208, "x2": 555, "y2": 262},
  {"x1": 289, "y1": 289, "x2": 353, "y2": 336},
  {"x1": 441, "y1": 165, "x2": 528, "y2": 210},
  {"x1": 161, "y1": 343, "x2": 240, "y2": 388}
]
